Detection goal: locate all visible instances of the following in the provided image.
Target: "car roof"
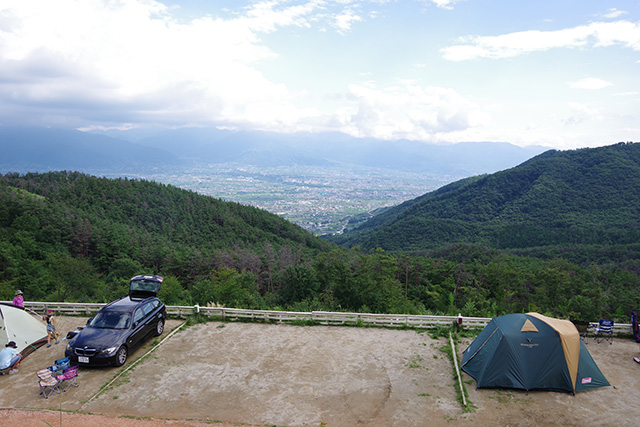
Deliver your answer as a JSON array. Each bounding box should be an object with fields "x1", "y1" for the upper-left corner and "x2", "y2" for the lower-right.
[{"x1": 103, "y1": 296, "x2": 159, "y2": 312}]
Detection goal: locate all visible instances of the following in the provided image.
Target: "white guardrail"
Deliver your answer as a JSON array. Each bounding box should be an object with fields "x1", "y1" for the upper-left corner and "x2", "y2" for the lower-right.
[{"x1": 3, "y1": 301, "x2": 634, "y2": 334}]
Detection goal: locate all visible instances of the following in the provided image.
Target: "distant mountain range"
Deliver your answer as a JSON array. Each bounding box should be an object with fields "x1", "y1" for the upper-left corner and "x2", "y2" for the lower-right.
[
  {"x1": 0, "y1": 126, "x2": 546, "y2": 177},
  {"x1": 0, "y1": 126, "x2": 181, "y2": 173},
  {"x1": 329, "y1": 142, "x2": 640, "y2": 251}
]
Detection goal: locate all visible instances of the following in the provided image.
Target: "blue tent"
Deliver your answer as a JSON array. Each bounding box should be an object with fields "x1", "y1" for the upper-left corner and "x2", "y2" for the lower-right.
[{"x1": 461, "y1": 313, "x2": 609, "y2": 393}]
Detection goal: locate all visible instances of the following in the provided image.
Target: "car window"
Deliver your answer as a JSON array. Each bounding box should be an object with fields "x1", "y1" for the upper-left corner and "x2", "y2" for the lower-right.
[
  {"x1": 133, "y1": 308, "x2": 144, "y2": 324},
  {"x1": 142, "y1": 302, "x2": 153, "y2": 316},
  {"x1": 129, "y1": 278, "x2": 161, "y2": 298},
  {"x1": 90, "y1": 311, "x2": 131, "y2": 329}
]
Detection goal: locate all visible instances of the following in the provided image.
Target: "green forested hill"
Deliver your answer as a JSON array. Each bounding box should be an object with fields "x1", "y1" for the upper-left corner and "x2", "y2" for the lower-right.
[
  {"x1": 331, "y1": 142, "x2": 640, "y2": 251},
  {"x1": 0, "y1": 171, "x2": 330, "y2": 303},
  {"x1": 1, "y1": 171, "x2": 327, "y2": 250}
]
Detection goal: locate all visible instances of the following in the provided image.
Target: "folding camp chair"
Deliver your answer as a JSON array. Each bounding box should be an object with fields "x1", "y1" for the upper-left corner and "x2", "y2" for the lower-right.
[
  {"x1": 575, "y1": 322, "x2": 590, "y2": 343},
  {"x1": 36, "y1": 368, "x2": 61, "y2": 399},
  {"x1": 53, "y1": 357, "x2": 70, "y2": 373},
  {"x1": 594, "y1": 319, "x2": 614, "y2": 344},
  {"x1": 55, "y1": 365, "x2": 79, "y2": 392}
]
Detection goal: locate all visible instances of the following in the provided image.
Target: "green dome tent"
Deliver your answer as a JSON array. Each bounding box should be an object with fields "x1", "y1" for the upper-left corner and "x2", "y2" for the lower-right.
[{"x1": 461, "y1": 312, "x2": 609, "y2": 393}]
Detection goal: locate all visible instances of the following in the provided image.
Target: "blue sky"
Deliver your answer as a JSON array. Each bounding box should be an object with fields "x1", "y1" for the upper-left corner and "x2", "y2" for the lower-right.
[{"x1": 1, "y1": 0, "x2": 639, "y2": 149}]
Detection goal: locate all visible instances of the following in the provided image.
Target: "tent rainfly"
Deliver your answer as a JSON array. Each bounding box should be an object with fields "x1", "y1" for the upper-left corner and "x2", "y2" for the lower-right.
[
  {"x1": 461, "y1": 312, "x2": 609, "y2": 393},
  {"x1": 0, "y1": 303, "x2": 48, "y2": 357}
]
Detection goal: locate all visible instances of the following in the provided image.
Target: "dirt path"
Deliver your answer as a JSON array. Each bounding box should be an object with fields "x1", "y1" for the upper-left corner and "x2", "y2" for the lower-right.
[{"x1": 1, "y1": 316, "x2": 639, "y2": 426}]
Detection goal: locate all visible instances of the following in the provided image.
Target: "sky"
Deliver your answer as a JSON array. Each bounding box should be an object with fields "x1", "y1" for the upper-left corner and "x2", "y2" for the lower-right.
[{"x1": 0, "y1": 0, "x2": 639, "y2": 150}]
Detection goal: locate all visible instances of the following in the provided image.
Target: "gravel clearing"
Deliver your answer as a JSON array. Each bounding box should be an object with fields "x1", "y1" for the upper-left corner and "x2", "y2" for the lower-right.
[{"x1": 1, "y1": 316, "x2": 638, "y2": 426}]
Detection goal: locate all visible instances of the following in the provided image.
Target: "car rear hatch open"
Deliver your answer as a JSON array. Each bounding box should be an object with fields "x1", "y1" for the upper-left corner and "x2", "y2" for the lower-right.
[{"x1": 129, "y1": 275, "x2": 163, "y2": 299}]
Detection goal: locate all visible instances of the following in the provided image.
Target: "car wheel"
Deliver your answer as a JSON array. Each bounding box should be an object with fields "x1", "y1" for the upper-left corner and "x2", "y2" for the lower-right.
[
  {"x1": 155, "y1": 319, "x2": 165, "y2": 336},
  {"x1": 115, "y1": 346, "x2": 128, "y2": 367}
]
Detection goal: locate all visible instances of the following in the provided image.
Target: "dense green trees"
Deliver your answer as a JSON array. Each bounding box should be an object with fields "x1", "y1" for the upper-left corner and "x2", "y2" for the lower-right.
[
  {"x1": 1, "y1": 170, "x2": 639, "y2": 323},
  {"x1": 332, "y1": 142, "x2": 640, "y2": 252}
]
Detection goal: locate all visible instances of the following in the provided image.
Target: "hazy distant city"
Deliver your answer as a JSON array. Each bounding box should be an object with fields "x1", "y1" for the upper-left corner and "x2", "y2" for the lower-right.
[{"x1": 141, "y1": 163, "x2": 455, "y2": 235}]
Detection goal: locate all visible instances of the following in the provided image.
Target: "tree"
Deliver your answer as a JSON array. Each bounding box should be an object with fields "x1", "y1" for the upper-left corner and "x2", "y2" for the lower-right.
[
  {"x1": 278, "y1": 264, "x2": 319, "y2": 305},
  {"x1": 158, "y1": 275, "x2": 190, "y2": 306},
  {"x1": 205, "y1": 268, "x2": 261, "y2": 309},
  {"x1": 45, "y1": 252, "x2": 102, "y2": 302}
]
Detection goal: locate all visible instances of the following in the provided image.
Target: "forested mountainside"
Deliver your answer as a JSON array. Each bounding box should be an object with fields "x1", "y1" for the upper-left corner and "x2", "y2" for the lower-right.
[
  {"x1": 1, "y1": 171, "x2": 326, "y2": 251},
  {"x1": 0, "y1": 171, "x2": 329, "y2": 302},
  {"x1": 1, "y1": 170, "x2": 639, "y2": 322},
  {"x1": 331, "y1": 142, "x2": 640, "y2": 252}
]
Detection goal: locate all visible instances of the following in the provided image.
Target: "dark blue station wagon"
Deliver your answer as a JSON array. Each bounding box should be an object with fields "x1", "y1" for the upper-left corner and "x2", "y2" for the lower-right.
[{"x1": 65, "y1": 275, "x2": 166, "y2": 366}]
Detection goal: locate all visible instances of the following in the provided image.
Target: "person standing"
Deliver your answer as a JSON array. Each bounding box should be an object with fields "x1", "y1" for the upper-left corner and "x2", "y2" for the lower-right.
[
  {"x1": 0, "y1": 341, "x2": 22, "y2": 374},
  {"x1": 12, "y1": 290, "x2": 24, "y2": 309},
  {"x1": 43, "y1": 309, "x2": 60, "y2": 348}
]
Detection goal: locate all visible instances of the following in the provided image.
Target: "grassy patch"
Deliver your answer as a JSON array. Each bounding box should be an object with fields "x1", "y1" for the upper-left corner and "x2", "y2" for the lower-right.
[
  {"x1": 185, "y1": 312, "x2": 216, "y2": 326},
  {"x1": 290, "y1": 318, "x2": 320, "y2": 327},
  {"x1": 489, "y1": 390, "x2": 532, "y2": 404},
  {"x1": 405, "y1": 353, "x2": 424, "y2": 369},
  {"x1": 120, "y1": 415, "x2": 152, "y2": 421}
]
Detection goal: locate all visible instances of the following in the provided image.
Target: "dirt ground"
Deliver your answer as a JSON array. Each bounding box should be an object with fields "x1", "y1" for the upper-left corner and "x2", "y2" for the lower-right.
[{"x1": 1, "y1": 316, "x2": 639, "y2": 426}]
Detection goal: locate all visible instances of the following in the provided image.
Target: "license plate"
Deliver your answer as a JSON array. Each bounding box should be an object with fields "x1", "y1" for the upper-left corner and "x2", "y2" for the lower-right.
[{"x1": 78, "y1": 356, "x2": 89, "y2": 363}]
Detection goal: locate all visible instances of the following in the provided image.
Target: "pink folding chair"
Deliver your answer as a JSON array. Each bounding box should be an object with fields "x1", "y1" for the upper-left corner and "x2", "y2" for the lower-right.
[{"x1": 56, "y1": 365, "x2": 79, "y2": 391}]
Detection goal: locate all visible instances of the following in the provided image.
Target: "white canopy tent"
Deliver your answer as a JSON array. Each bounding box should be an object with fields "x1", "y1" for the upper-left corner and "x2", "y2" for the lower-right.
[{"x1": 0, "y1": 303, "x2": 48, "y2": 356}]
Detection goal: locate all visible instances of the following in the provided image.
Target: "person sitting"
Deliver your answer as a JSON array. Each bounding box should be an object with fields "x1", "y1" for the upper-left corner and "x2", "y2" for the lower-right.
[
  {"x1": 12, "y1": 290, "x2": 24, "y2": 309},
  {"x1": 0, "y1": 341, "x2": 22, "y2": 374}
]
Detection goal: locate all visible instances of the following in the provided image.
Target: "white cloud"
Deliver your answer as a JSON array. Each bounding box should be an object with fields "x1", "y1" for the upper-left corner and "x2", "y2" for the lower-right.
[
  {"x1": 614, "y1": 91, "x2": 640, "y2": 97},
  {"x1": 569, "y1": 78, "x2": 612, "y2": 90},
  {"x1": 427, "y1": 0, "x2": 462, "y2": 10},
  {"x1": 332, "y1": 9, "x2": 363, "y2": 34},
  {"x1": 243, "y1": 0, "x2": 320, "y2": 33},
  {"x1": 0, "y1": 0, "x2": 338, "y2": 129},
  {"x1": 564, "y1": 102, "x2": 602, "y2": 125},
  {"x1": 0, "y1": 0, "x2": 637, "y2": 149},
  {"x1": 0, "y1": 0, "x2": 492, "y2": 140},
  {"x1": 441, "y1": 20, "x2": 640, "y2": 61},
  {"x1": 333, "y1": 83, "x2": 490, "y2": 140},
  {"x1": 601, "y1": 8, "x2": 628, "y2": 19}
]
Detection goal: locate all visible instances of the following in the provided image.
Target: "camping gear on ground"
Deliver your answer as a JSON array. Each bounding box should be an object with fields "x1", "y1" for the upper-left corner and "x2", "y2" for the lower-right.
[
  {"x1": 37, "y1": 357, "x2": 79, "y2": 397},
  {"x1": 594, "y1": 319, "x2": 614, "y2": 344},
  {"x1": 461, "y1": 312, "x2": 610, "y2": 393},
  {"x1": 573, "y1": 322, "x2": 589, "y2": 342},
  {"x1": 65, "y1": 326, "x2": 86, "y2": 340},
  {"x1": 580, "y1": 322, "x2": 599, "y2": 344},
  {"x1": 36, "y1": 368, "x2": 61, "y2": 398},
  {"x1": 632, "y1": 311, "x2": 639, "y2": 343},
  {"x1": 0, "y1": 303, "x2": 48, "y2": 358},
  {"x1": 50, "y1": 356, "x2": 70, "y2": 374}
]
